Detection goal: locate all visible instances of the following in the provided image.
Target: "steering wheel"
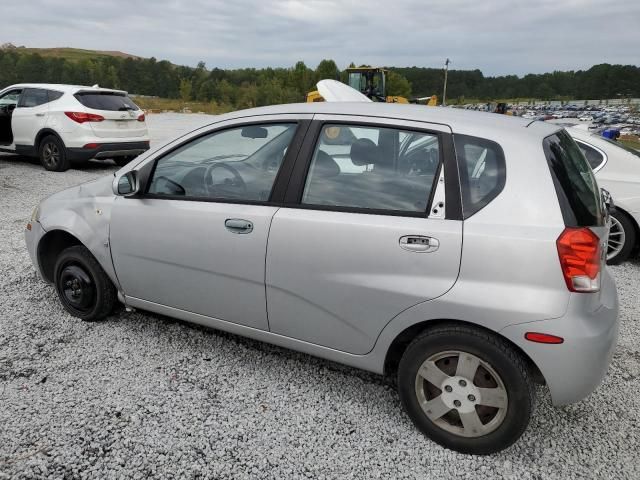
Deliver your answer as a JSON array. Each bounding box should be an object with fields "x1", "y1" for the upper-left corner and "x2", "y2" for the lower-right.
[{"x1": 204, "y1": 163, "x2": 247, "y2": 197}]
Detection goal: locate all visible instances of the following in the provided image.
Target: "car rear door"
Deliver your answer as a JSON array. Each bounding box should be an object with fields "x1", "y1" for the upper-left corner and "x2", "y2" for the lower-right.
[
  {"x1": 74, "y1": 90, "x2": 147, "y2": 139},
  {"x1": 109, "y1": 115, "x2": 310, "y2": 331},
  {"x1": 11, "y1": 88, "x2": 51, "y2": 147},
  {"x1": 265, "y1": 115, "x2": 463, "y2": 355}
]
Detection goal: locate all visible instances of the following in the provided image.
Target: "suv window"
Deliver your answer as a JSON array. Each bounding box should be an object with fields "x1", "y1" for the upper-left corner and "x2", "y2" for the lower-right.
[
  {"x1": 148, "y1": 123, "x2": 297, "y2": 202},
  {"x1": 454, "y1": 134, "x2": 506, "y2": 218},
  {"x1": 575, "y1": 140, "x2": 606, "y2": 170},
  {"x1": 18, "y1": 88, "x2": 49, "y2": 108},
  {"x1": 74, "y1": 92, "x2": 139, "y2": 111},
  {"x1": 0, "y1": 89, "x2": 22, "y2": 107},
  {"x1": 543, "y1": 130, "x2": 604, "y2": 227},
  {"x1": 302, "y1": 124, "x2": 440, "y2": 213}
]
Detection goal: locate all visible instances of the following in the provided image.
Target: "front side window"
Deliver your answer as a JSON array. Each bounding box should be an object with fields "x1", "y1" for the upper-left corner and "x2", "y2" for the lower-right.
[
  {"x1": 302, "y1": 124, "x2": 440, "y2": 213},
  {"x1": 18, "y1": 89, "x2": 49, "y2": 108},
  {"x1": 148, "y1": 123, "x2": 297, "y2": 202},
  {"x1": 575, "y1": 140, "x2": 606, "y2": 171},
  {"x1": 454, "y1": 134, "x2": 506, "y2": 218},
  {"x1": 0, "y1": 90, "x2": 22, "y2": 107}
]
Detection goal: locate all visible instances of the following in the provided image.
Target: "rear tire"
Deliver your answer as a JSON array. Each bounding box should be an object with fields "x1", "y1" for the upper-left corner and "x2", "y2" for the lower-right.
[
  {"x1": 607, "y1": 209, "x2": 636, "y2": 265},
  {"x1": 39, "y1": 135, "x2": 70, "y2": 172},
  {"x1": 53, "y1": 245, "x2": 117, "y2": 321},
  {"x1": 397, "y1": 325, "x2": 535, "y2": 455}
]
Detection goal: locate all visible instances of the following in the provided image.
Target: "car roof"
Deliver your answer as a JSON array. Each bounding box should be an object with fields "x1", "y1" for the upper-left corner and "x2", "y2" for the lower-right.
[
  {"x1": 219, "y1": 102, "x2": 562, "y2": 140},
  {"x1": 4, "y1": 83, "x2": 127, "y2": 95}
]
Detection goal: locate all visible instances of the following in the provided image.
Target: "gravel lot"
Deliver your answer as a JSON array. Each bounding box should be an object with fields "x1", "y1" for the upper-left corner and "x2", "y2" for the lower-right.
[{"x1": 1, "y1": 113, "x2": 639, "y2": 479}]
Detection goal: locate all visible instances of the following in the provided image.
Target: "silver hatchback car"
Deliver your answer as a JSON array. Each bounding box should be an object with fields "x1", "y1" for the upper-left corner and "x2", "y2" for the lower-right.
[{"x1": 25, "y1": 103, "x2": 619, "y2": 454}]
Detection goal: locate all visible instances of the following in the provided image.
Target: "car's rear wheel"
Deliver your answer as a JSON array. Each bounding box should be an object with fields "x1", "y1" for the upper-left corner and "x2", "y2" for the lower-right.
[
  {"x1": 53, "y1": 245, "x2": 117, "y2": 321},
  {"x1": 607, "y1": 209, "x2": 636, "y2": 265},
  {"x1": 39, "y1": 135, "x2": 70, "y2": 172},
  {"x1": 397, "y1": 325, "x2": 535, "y2": 455}
]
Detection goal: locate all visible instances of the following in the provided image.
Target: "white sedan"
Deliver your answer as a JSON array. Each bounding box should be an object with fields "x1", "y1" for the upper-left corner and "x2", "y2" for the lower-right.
[{"x1": 569, "y1": 126, "x2": 640, "y2": 264}]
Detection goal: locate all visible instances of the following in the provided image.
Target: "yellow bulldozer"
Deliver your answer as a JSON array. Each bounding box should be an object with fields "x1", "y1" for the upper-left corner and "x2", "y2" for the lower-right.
[{"x1": 307, "y1": 67, "x2": 437, "y2": 106}]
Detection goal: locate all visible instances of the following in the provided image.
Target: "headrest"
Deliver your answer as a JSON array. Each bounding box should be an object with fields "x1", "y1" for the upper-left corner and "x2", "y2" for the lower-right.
[
  {"x1": 350, "y1": 138, "x2": 380, "y2": 166},
  {"x1": 312, "y1": 150, "x2": 340, "y2": 177}
]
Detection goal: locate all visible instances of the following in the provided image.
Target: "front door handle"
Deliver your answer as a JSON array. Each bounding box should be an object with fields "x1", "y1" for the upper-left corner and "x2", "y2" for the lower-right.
[
  {"x1": 225, "y1": 218, "x2": 253, "y2": 234},
  {"x1": 35, "y1": 113, "x2": 46, "y2": 117},
  {"x1": 399, "y1": 235, "x2": 439, "y2": 253}
]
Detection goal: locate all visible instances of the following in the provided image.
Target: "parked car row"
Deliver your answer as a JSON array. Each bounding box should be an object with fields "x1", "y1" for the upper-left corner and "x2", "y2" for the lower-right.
[
  {"x1": 0, "y1": 83, "x2": 150, "y2": 171},
  {"x1": 23, "y1": 81, "x2": 620, "y2": 455}
]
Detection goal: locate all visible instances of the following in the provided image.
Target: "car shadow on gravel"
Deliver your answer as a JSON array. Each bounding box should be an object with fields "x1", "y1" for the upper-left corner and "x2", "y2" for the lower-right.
[{"x1": 0, "y1": 153, "x2": 119, "y2": 171}]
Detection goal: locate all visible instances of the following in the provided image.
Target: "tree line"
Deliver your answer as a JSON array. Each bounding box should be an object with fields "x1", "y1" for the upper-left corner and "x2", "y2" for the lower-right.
[{"x1": 1, "y1": 47, "x2": 639, "y2": 110}]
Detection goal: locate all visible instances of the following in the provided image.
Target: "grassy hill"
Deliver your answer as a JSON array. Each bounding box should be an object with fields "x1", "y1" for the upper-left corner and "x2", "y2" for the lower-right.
[{"x1": 3, "y1": 45, "x2": 141, "y2": 62}]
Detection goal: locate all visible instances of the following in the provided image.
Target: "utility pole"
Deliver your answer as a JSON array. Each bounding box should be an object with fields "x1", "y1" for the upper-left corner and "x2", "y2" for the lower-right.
[{"x1": 443, "y1": 58, "x2": 450, "y2": 106}]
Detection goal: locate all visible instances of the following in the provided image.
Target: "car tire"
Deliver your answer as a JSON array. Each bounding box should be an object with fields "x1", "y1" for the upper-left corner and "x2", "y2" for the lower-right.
[
  {"x1": 39, "y1": 135, "x2": 70, "y2": 172},
  {"x1": 397, "y1": 324, "x2": 535, "y2": 455},
  {"x1": 53, "y1": 245, "x2": 117, "y2": 321},
  {"x1": 114, "y1": 156, "x2": 135, "y2": 167},
  {"x1": 607, "y1": 209, "x2": 636, "y2": 265}
]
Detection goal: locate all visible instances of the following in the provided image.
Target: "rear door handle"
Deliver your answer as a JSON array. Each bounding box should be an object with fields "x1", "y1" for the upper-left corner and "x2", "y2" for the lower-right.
[
  {"x1": 399, "y1": 235, "x2": 439, "y2": 253},
  {"x1": 35, "y1": 113, "x2": 46, "y2": 117},
  {"x1": 225, "y1": 218, "x2": 253, "y2": 234}
]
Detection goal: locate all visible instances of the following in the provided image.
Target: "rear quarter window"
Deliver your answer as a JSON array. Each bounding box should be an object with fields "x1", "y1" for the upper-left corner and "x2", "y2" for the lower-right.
[
  {"x1": 74, "y1": 92, "x2": 139, "y2": 111},
  {"x1": 454, "y1": 134, "x2": 506, "y2": 218},
  {"x1": 543, "y1": 130, "x2": 604, "y2": 227}
]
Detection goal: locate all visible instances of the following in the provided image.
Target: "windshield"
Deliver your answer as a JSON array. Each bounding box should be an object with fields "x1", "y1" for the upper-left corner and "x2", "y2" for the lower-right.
[{"x1": 74, "y1": 92, "x2": 139, "y2": 111}]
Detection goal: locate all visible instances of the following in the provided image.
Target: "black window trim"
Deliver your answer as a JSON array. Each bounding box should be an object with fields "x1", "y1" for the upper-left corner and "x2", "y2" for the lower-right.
[
  {"x1": 282, "y1": 118, "x2": 463, "y2": 220},
  {"x1": 134, "y1": 119, "x2": 310, "y2": 206}
]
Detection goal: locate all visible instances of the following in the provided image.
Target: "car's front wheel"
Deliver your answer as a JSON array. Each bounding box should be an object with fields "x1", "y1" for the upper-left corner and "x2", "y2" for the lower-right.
[
  {"x1": 39, "y1": 135, "x2": 70, "y2": 172},
  {"x1": 398, "y1": 325, "x2": 535, "y2": 454},
  {"x1": 53, "y1": 245, "x2": 117, "y2": 321},
  {"x1": 607, "y1": 209, "x2": 637, "y2": 265}
]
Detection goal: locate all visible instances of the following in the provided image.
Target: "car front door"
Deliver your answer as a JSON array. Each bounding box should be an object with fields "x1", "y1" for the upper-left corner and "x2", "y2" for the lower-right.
[
  {"x1": 12, "y1": 88, "x2": 51, "y2": 148},
  {"x1": 0, "y1": 88, "x2": 23, "y2": 146},
  {"x1": 109, "y1": 116, "x2": 310, "y2": 330},
  {"x1": 266, "y1": 116, "x2": 463, "y2": 355}
]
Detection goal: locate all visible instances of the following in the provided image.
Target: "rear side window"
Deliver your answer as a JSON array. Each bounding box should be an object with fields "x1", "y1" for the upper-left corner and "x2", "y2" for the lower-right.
[
  {"x1": 18, "y1": 88, "x2": 49, "y2": 108},
  {"x1": 454, "y1": 134, "x2": 506, "y2": 218},
  {"x1": 47, "y1": 90, "x2": 64, "y2": 102},
  {"x1": 543, "y1": 130, "x2": 604, "y2": 227},
  {"x1": 74, "y1": 92, "x2": 139, "y2": 111},
  {"x1": 575, "y1": 140, "x2": 606, "y2": 171}
]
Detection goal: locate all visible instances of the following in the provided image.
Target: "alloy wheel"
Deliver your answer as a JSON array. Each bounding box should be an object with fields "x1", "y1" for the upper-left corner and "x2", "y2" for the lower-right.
[
  {"x1": 42, "y1": 142, "x2": 61, "y2": 169},
  {"x1": 607, "y1": 216, "x2": 626, "y2": 261},
  {"x1": 414, "y1": 350, "x2": 508, "y2": 438}
]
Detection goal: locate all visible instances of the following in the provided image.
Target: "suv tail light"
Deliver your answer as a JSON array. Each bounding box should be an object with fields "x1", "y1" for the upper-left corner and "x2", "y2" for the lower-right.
[
  {"x1": 556, "y1": 227, "x2": 601, "y2": 293},
  {"x1": 137, "y1": 113, "x2": 146, "y2": 122},
  {"x1": 64, "y1": 112, "x2": 104, "y2": 123}
]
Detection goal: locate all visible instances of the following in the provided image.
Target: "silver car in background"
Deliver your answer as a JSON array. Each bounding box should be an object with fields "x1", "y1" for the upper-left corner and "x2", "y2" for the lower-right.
[
  {"x1": 568, "y1": 125, "x2": 640, "y2": 264},
  {"x1": 25, "y1": 103, "x2": 619, "y2": 454}
]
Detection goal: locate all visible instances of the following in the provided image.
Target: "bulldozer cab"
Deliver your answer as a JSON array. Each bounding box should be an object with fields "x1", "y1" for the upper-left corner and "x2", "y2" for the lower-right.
[{"x1": 347, "y1": 67, "x2": 387, "y2": 101}]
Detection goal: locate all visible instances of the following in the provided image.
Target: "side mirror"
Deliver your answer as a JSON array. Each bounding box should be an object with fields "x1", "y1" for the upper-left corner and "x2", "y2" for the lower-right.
[{"x1": 114, "y1": 171, "x2": 139, "y2": 196}]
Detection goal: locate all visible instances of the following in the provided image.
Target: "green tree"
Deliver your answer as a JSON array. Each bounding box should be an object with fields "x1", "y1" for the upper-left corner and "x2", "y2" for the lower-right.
[
  {"x1": 179, "y1": 79, "x2": 192, "y2": 101},
  {"x1": 386, "y1": 71, "x2": 412, "y2": 98},
  {"x1": 315, "y1": 59, "x2": 339, "y2": 80}
]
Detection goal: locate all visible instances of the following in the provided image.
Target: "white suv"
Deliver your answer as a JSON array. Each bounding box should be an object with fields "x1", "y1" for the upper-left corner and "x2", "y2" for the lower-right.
[{"x1": 0, "y1": 83, "x2": 150, "y2": 171}]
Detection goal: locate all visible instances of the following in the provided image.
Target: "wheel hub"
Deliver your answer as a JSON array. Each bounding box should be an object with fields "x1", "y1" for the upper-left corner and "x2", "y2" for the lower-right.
[
  {"x1": 59, "y1": 264, "x2": 96, "y2": 313},
  {"x1": 439, "y1": 375, "x2": 481, "y2": 414}
]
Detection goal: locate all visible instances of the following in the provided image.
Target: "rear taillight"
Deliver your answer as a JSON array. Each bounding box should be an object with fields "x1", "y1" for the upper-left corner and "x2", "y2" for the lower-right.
[
  {"x1": 137, "y1": 113, "x2": 146, "y2": 122},
  {"x1": 556, "y1": 227, "x2": 601, "y2": 293},
  {"x1": 64, "y1": 112, "x2": 104, "y2": 123}
]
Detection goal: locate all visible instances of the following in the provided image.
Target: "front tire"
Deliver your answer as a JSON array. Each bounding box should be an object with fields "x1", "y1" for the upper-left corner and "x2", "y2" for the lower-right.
[
  {"x1": 397, "y1": 325, "x2": 535, "y2": 455},
  {"x1": 607, "y1": 209, "x2": 636, "y2": 265},
  {"x1": 39, "y1": 135, "x2": 70, "y2": 172},
  {"x1": 53, "y1": 245, "x2": 117, "y2": 321}
]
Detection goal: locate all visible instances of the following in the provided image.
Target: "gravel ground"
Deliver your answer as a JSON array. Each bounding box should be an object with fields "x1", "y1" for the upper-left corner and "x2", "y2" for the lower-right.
[{"x1": 1, "y1": 113, "x2": 639, "y2": 479}]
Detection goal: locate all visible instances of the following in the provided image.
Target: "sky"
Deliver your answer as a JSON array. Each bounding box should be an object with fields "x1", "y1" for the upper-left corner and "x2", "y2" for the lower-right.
[{"x1": 3, "y1": 0, "x2": 639, "y2": 76}]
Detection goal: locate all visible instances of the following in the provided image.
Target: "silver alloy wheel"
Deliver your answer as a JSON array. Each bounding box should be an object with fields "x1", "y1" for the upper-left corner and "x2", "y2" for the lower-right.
[
  {"x1": 414, "y1": 350, "x2": 508, "y2": 438},
  {"x1": 42, "y1": 142, "x2": 60, "y2": 168},
  {"x1": 607, "y1": 215, "x2": 626, "y2": 261}
]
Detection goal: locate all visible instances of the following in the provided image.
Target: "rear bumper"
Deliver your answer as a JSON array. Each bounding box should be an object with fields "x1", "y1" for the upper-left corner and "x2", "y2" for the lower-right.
[
  {"x1": 500, "y1": 268, "x2": 619, "y2": 405},
  {"x1": 67, "y1": 141, "x2": 150, "y2": 161}
]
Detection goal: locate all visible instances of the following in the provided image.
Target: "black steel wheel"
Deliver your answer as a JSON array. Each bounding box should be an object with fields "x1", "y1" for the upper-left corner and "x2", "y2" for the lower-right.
[{"x1": 53, "y1": 245, "x2": 117, "y2": 320}]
